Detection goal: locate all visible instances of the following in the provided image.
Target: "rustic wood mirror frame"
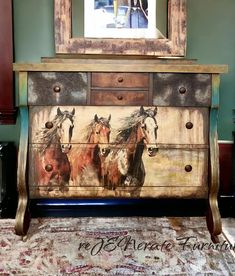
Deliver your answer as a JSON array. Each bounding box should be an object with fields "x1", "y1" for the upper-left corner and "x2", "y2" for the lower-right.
[{"x1": 54, "y1": 0, "x2": 186, "y2": 56}]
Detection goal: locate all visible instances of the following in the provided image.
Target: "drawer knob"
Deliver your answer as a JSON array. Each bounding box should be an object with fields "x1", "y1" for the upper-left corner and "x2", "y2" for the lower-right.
[
  {"x1": 186, "y1": 122, "x2": 193, "y2": 129},
  {"x1": 185, "y1": 165, "x2": 192, "y2": 172},
  {"x1": 53, "y1": 85, "x2": 61, "y2": 93},
  {"x1": 117, "y1": 77, "x2": 124, "y2": 83},
  {"x1": 179, "y1": 86, "x2": 187, "y2": 94},
  {"x1": 45, "y1": 121, "x2": 53, "y2": 129},
  {"x1": 45, "y1": 164, "x2": 53, "y2": 172},
  {"x1": 117, "y1": 95, "x2": 123, "y2": 100}
]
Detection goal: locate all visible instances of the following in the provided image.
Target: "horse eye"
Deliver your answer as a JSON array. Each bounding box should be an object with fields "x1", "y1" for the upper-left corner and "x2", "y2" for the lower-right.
[
  {"x1": 96, "y1": 131, "x2": 100, "y2": 134},
  {"x1": 141, "y1": 124, "x2": 146, "y2": 130}
]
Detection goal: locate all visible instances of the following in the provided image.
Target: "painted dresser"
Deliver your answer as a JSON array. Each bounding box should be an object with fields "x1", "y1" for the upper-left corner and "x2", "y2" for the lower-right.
[{"x1": 13, "y1": 59, "x2": 227, "y2": 242}]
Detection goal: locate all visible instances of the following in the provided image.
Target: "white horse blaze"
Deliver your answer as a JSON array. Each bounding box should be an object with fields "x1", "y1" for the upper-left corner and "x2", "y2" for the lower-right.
[
  {"x1": 59, "y1": 118, "x2": 74, "y2": 151},
  {"x1": 144, "y1": 117, "x2": 157, "y2": 146}
]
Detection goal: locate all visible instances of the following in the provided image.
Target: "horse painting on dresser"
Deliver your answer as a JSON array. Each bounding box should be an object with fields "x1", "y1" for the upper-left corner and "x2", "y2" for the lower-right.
[
  {"x1": 103, "y1": 106, "x2": 158, "y2": 196},
  {"x1": 34, "y1": 107, "x2": 75, "y2": 193},
  {"x1": 69, "y1": 114, "x2": 111, "y2": 187}
]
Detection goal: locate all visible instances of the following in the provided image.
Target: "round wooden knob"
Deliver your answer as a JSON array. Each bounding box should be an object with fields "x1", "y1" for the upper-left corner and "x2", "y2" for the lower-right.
[
  {"x1": 45, "y1": 121, "x2": 53, "y2": 129},
  {"x1": 186, "y1": 122, "x2": 193, "y2": 129},
  {"x1": 53, "y1": 85, "x2": 61, "y2": 93},
  {"x1": 179, "y1": 86, "x2": 187, "y2": 94},
  {"x1": 117, "y1": 77, "x2": 124, "y2": 83},
  {"x1": 117, "y1": 95, "x2": 123, "y2": 100},
  {"x1": 185, "y1": 165, "x2": 192, "y2": 172},
  {"x1": 45, "y1": 164, "x2": 53, "y2": 172}
]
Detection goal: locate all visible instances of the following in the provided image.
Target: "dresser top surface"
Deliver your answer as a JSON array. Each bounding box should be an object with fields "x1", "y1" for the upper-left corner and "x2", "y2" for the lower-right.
[{"x1": 13, "y1": 59, "x2": 228, "y2": 74}]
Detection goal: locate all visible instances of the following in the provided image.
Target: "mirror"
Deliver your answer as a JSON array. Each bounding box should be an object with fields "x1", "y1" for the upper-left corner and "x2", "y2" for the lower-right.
[
  {"x1": 54, "y1": 0, "x2": 186, "y2": 57},
  {"x1": 72, "y1": 0, "x2": 167, "y2": 39}
]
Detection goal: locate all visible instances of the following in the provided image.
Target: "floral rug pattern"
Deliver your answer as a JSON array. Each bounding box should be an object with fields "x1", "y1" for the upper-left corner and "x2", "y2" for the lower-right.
[{"x1": 0, "y1": 217, "x2": 234, "y2": 275}]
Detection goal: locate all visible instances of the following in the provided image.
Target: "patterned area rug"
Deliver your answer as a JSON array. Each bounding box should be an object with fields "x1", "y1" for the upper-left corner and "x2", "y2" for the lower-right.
[{"x1": 0, "y1": 217, "x2": 234, "y2": 275}]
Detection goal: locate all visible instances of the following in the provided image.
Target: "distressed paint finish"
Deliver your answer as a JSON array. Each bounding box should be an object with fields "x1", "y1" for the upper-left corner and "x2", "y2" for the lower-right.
[
  {"x1": 29, "y1": 186, "x2": 207, "y2": 199},
  {"x1": 207, "y1": 74, "x2": 222, "y2": 243},
  {"x1": 153, "y1": 73, "x2": 212, "y2": 106},
  {"x1": 28, "y1": 146, "x2": 208, "y2": 199},
  {"x1": 13, "y1": 63, "x2": 228, "y2": 74},
  {"x1": 54, "y1": 0, "x2": 187, "y2": 56},
  {"x1": 91, "y1": 91, "x2": 149, "y2": 106},
  {"x1": 13, "y1": 62, "x2": 227, "y2": 241},
  {"x1": 19, "y1": 72, "x2": 28, "y2": 106},
  {"x1": 29, "y1": 106, "x2": 208, "y2": 145},
  {"x1": 28, "y1": 72, "x2": 88, "y2": 105},
  {"x1": 15, "y1": 107, "x2": 30, "y2": 236},
  {"x1": 91, "y1": 73, "x2": 149, "y2": 88}
]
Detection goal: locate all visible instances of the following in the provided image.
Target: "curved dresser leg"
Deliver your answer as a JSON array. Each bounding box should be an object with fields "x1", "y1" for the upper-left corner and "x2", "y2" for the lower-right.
[
  {"x1": 206, "y1": 74, "x2": 222, "y2": 243},
  {"x1": 15, "y1": 107, "x2": 30, "y2": 236}
]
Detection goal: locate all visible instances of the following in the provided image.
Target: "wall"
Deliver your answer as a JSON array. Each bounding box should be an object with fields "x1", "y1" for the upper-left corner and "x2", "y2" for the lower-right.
[{"x1": 0, "y1": 0, "x2": 234, "y2": 143}]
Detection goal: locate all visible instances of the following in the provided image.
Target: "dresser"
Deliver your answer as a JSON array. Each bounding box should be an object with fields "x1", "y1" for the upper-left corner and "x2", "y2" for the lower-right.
[{"x1": 13, "y1": 59, "x2": 227, "y2": 242}]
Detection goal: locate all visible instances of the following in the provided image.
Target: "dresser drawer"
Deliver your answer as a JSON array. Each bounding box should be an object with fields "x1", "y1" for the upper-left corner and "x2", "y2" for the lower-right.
[
  {"x1": 153, "y1": 73, "x2": 211, "y2": 107},
  {"x1": 92, "y1": 73, "x2": 149, "y2": 88},
  {"x1": 28, "y1": 72, "x2": 88, "y2": 105},
  {"x1": 28, "y1": 146, "x2": 208, "y2": 199},
  {"x1": 29, "y1": 106, "x2": 208, "y2": 145},
  {"x1": 91, "y1": 90, "x2": 148, "y2": 105},
  {"x1": 142, "y1": 149, "x2": 208, "y2": 188}
]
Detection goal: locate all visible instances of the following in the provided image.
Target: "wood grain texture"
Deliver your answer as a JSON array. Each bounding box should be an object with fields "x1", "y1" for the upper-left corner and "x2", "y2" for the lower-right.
[
  {"x1": 92, "y1": 73, "x2": 149, "y2": 88},
  {"x1": 42, "y1": 57, "x2": 197, "y2": 64},
  {"x1": 29, "y1": 106, "x2": 208, "y2": 145},
  {"x1": 13, "y1": 63, "x2": 228, "y2": 73},
  {"x1": 15, "y1": 107, "x2": 30, "y2": 236},
  {"x1": 54, "y1": 0, "x2": 186, "y2": 56},
  {"x1": 54, "y1": 0, "x2": 71, "y2": 50},
  {"x1": 207, "y1": 74, "x2": 222, "y2": 243},
  {"x1": 91, "y1": 91, "x2": 148, "y2": 106},
  {"x1": 28, "y1": 72, "x2": 88, "y2": 105},
  {"x1": 153, "y1": 73, "x2": 211, "y2": 106}
]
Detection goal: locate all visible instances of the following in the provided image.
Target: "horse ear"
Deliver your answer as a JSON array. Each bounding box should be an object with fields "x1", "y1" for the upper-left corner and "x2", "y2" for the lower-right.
[
  {"x1": 71, "y1": 108, "x2": 75, "y2": 116},
  {"x1": 140, "y1": 106, "x2": 145, "y2": 115},
  {"x1": 57, "y1": 107, "x2": 62, "y2": 116},
  {"x1": 94, "y1": 114, "x2": 99, "y2": 122},
  {"x1": 108, "y1": 114, "x2": 111, "y2": 122},
  {"x1": 153, "y1": 107, "x2": 158, "y2": 116}
]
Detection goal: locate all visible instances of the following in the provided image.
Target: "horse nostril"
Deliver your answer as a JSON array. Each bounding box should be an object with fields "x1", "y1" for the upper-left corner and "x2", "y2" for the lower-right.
[{"x1": 148, "y1": 147, "x2": 153, "y2": 152}]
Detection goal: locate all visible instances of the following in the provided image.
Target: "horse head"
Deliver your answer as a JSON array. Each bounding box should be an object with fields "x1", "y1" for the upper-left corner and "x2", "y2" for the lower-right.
[
  {"x1": 57, "y1": 107, "x2": 75, "y2": 154},
  {"x1": 137, "y1": 106, "x2": 158, "y2": 157},
  {"x1": 93, "y1": 114, "x2": 111, "y2": 157}
]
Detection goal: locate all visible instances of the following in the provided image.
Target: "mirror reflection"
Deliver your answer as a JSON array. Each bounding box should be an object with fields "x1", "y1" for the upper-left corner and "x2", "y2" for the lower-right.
[{"x1": 72, "y1": 0, "x2": 167, "y2": 39}]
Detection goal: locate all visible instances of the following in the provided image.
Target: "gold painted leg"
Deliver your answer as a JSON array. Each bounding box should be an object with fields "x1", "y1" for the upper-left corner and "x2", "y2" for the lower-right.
[
  {"x1": 207, "y1": 74, "x2": 222, "y2": 243},
  {"x1": 206, "y1": 135, "x2": 222, "y2": 243},
  {"x1": 206, "y1": 204, "x2": 221, "y2": 244},
  {"x1": 15, "y1": 107, "x2": 30, "y2": 236},
  {"x1": 15, "y1": 207, "x2": 31, "y2": 236}
]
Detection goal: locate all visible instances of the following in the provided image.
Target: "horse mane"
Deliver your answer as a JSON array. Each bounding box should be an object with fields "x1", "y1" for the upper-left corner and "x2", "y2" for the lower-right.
[
  {"x1": 36, "y1": 110, "x2": 74, "y2": 153},
  {"x1": 83, "y1": 116, "x2": 111, "y2": 142},
  {"x1": 115, "y1": 108, "x2": 156, "y2": 144}
]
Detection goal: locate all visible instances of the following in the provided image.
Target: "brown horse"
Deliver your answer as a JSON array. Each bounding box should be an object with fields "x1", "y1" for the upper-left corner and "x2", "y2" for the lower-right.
[
  {"x1": 69, "y1": 114, "x2": 111, "y2": 186},
  {"x1": 34, "y1": 107, "x2": 75, "y2": 193},
  {"x1": 103, "y1": 106, "x2": 158, "y2": 196}
]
